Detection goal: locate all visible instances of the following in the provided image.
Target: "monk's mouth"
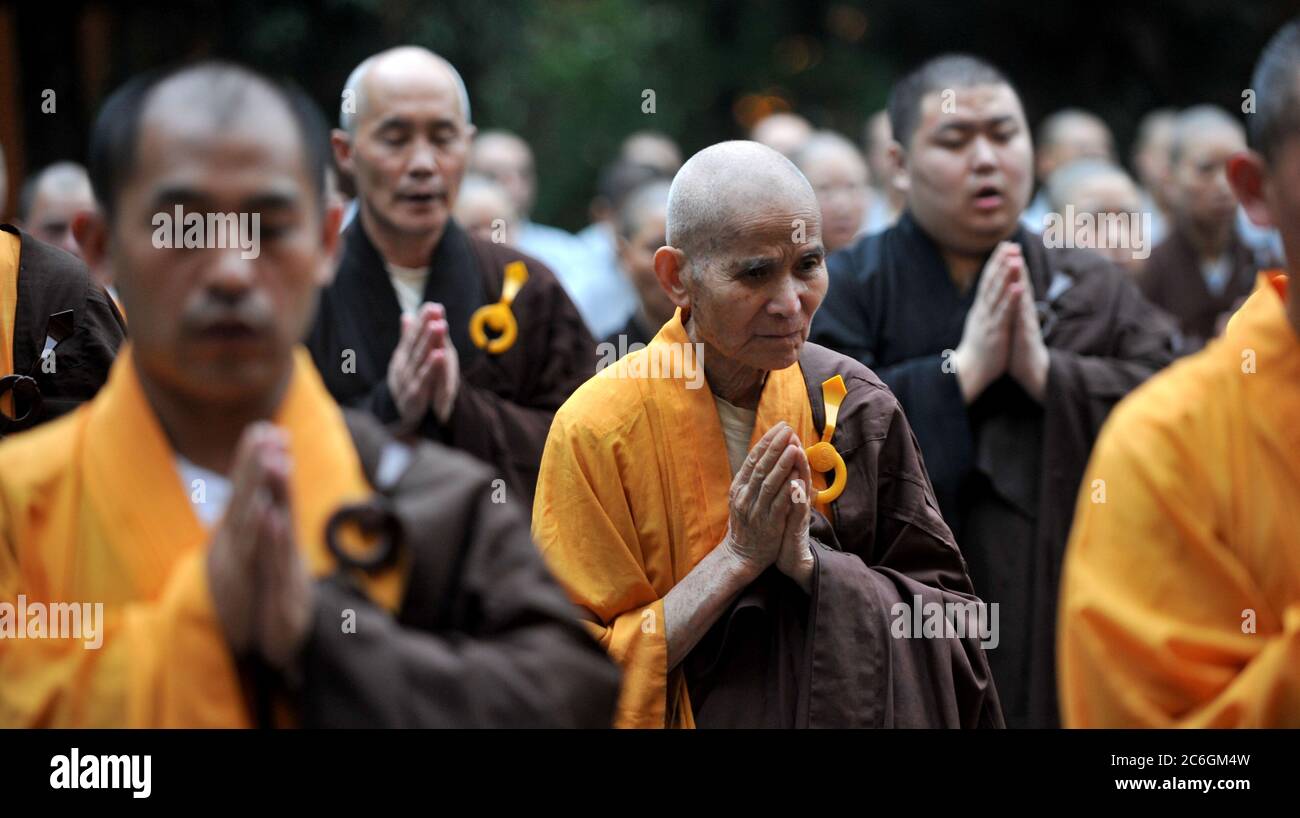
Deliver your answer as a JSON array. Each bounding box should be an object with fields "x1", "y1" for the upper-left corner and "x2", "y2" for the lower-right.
[
  {"x1": 191, "y1": 320, "x2": 266, "y2": 344},
  {"x1": 397, "y1": 192, "x2": 444, "y2": 205},
  {"x1": 972, "y1": 186, "x2": 1004, "y2": 211}
]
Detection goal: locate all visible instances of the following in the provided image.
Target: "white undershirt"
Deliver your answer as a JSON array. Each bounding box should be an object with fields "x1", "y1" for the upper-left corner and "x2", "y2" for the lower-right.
[
  {"x1": 713, "y1": 394, "x2": 758, "y2": 477},
  {"x1": 175, "y1": 455, "x2": 232, "y2": 529},
  {"x1": 385, "y1": 261, "x2": 428, "y2": 317}
]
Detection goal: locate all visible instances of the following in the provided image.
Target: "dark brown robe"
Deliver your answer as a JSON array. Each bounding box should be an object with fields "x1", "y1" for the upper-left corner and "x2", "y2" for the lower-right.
[
  {"x1": 811, "y1": 211, "x2": 1178, "y2": 727},
  {"x1": 306, "y1": 219, "x2": 595, "y2": 511},
  {"x1": 0, "y1": 224, "x2": 125, "y2": 440},
  {"x1": 290, "y1": 409, "x2": 621, "y2": 728},
  {"x1": 684, "y1": 342, "x2": 1004, "y2": 729},
  {"x1": 1140, "y1": 225, "x2": 1257, "y2": 352}
]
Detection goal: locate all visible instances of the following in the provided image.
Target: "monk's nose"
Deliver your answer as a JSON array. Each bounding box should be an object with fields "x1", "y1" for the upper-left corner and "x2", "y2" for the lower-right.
[{"x1": 768, "y1": 276, "x2": 801, "y2": 317}]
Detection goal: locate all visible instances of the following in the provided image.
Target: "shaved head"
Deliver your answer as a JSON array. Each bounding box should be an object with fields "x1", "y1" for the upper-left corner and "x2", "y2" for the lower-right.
[
  {"x1": 657, "y1": 140, "x2": 827, "y2": 377},
  {"x1": 750, "y1": 113, "x2": 814, "y2": 158},
  {"x1": 1169, "y1": 105, "x2": 1245, "y2": 167},
  {"x1": 667, "y1": 140, "x2": 819, "y2": 269},
  {"x1": 340, "y1": 46, "x2": 471, "y2": 133}
]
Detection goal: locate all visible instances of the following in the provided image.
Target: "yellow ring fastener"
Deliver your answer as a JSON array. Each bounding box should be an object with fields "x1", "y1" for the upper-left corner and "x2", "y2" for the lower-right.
[
  {"x1": 469, "y1": 260, "x2": 530, "y2": 354},
  {"x1": 806, "y1": 374, "x2": 849, "y2": 504}
]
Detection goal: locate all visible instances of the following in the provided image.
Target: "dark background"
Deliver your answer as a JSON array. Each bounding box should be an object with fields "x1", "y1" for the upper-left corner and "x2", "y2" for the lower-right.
[{"x1": 3, "y1": 0, "x2": 1299, "y2": 228}]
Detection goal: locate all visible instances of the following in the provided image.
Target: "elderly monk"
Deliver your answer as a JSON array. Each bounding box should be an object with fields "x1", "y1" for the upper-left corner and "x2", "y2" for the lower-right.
[
  {"x1": 1, "y1": 165, "x2": 124, "y2": 439},
  {"x1": 1045, "y1": 158, "x2": 1148, "y2": 277},
  {"x1": 534, "y1": 140, "x2": 1003, "y2": 729},
  {"x1": 1141, "y1": 106, "x2": 1257, "y2": 351},
  {"x1": 308, "y1": 48, "x2": 594, "y2": 511},
  {"x1": 811, "y1": 55, "x2": 1177, "y2": 727},
  {"x1": 0, "y1": 61, "x2": 618, "y2": 728},
  {"x1": 17, "y1": 162, "x2": 97, "y2": 259},
  {"x1": 1060, "y1": 19, "x2": 1300, "y2": 726},
  {"x1": 453, "y1": 173, "x2": 520, "y2": 246},
  {"x1": 1022, "y1": 108, "x2": 1115, "y2": 232},
  {"x1": 792, "y1": 131, "x2": 870, "y2": 254}
]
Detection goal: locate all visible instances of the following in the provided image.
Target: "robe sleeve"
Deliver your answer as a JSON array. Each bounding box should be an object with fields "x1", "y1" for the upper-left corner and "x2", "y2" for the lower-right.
[
  {"x1": 1043, "y1": 277, "x2": 1176, "y2": 451},
  {"x1": 803, "y1": 398, "x2": 1003, "y2": 728},
  {"x1": 0, "y1": 542, "x2": 248, "y2": 727},
  {"x1": 1059, "y1": 407, "x2": 1300, "y2": 727},
  {"x1": 531, "y1": 410, "x2": 672, "y2": 728},
  {"x1": 298, "y1": 482, "x2": 620, "y2": 728}
]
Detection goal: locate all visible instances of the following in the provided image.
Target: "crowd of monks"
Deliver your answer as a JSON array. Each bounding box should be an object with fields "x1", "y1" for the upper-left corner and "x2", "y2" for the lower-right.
[{"x1": 2, "y1": 18, "x2": 1299, "y2": 728}]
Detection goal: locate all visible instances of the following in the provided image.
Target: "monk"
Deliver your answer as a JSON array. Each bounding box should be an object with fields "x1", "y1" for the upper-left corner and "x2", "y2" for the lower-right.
[
  {"x1": 792, "y1": 132, "x2": 870, "y2": 254},
  {"x1": 810, "y1": 54, "x2": 1177, "y2": 727},
  {"x1": 308, "y1": 47, "x2": 594, "y2": 510},
  {"x1": 534, "y1": 140, "x2": 1002, "y2": 729},
  {"x1": 1140, "y1": 106, "x2": 1257, "y2": 351},
  {"x1": 0, "y1": 61, "x2": 619, "y2": 728},
  {"x1": 601, "y1": 179, "x2": 674, "y2": 352},
  {"x1": 1059, "y1": 18, "x2": 1300, "y2": 727},
  {"x1": 17, "y1": 162, "x2": 97, "y2": 259},
  {"x1": 1, "y1": 173, "x2": 124, "y2": 438}
]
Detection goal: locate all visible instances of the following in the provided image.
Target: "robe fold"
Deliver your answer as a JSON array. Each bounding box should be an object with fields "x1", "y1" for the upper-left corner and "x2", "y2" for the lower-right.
[
  {"x1": 0, "y1": 224, "x2": 125, "y2": 439},
  {"x1": 0, "y1": 345, "x2": 618, "y2": 727},
  {"x1": 306, "y1": 218, "x2": 596, "y2": 510},
  {"x1": 811, "y1": 211, "x2": 1177, "y2": 727},
  {"x1": 533, "y1": 309, "x2": 1003, "y2": 728},
  {"x1": 1060, "y1": 272, "x2": 1300, "y2": 727},
  {"x1": 1140, "y1": 225, "x2": 1257, "y2": 352}
]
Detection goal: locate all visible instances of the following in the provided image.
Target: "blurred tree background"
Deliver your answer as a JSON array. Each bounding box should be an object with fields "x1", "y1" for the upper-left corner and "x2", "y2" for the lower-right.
[{"x1": 3, "y1": 0, "x2": 1298, "y2": 228}]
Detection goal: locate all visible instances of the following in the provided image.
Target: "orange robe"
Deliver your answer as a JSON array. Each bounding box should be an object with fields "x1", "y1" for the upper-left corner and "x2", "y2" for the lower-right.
[
  {"x1": 534, "y1": 310, "x2": 1001, "y2": 728},
  {"x1": 1059, "y1": 272, "x2": 1300, "y2": 726},
  {"x1": 0, "y1": 346, "x2": 378, "y2": 726}
]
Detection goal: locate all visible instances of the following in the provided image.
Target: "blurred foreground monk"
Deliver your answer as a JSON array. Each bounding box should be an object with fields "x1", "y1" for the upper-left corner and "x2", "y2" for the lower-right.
[
  {"x1": 0, "y1": 62, "x2": 618, "y2": 727},
  {"x1": 1059, "y1": 19, "x2": 1300, "y2": 727},
  {"x1": 534, "y1": 141, "x2": 1003, "y2": 728}
]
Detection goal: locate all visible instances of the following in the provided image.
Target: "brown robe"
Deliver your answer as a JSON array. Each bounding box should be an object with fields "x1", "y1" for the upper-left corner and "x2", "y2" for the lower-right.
[
  {"x1": 306, "y1": 219, "x2": 595, "y2": 511},
  {"x1": 292, "y1": 409, "x2": 621, "y2": 728},
  {"x1": 1140, "y1": 225, "x2": 1257, "y2": 352},
  {"x1": 684, "y1": 342, "x2": 1004, "y2": 728},
  {"x1": 0, "y1": 224, "x2": 125, "y2": 439},
  {"x1": 811, "y1": 211, "x2": 1178, "y2": 727}
]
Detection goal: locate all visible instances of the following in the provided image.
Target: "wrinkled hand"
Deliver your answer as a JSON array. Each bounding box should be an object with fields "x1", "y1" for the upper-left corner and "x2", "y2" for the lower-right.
[
  {"x1": 775, "y1": 437, "x2": 815, "y2": 593},
  {"x1": 1008, "y1": 263, "x2": 1049, "y2": 402},
  {"x1": 953, "y1": 242, "x2": 1021, "y2": 403},
  {"x1": 722, "y1": 422, "x2": 804, "y2": 578},
  {"x1": 386, "y1": 303, "x2": 443, "y2": 431}
]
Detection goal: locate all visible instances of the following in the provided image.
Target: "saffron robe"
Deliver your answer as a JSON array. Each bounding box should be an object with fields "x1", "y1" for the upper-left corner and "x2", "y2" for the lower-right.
[
  {"x1": 811, "y1": 212, "x2": 1178, "y2": 727},
  {"x1": 0, "y1": 345, "x2": 618, "y2": 727},
  {"x1": 306, "y1": 219, "x2": 595, "y2": 510},
  {"x1": 533, "y1": 310, "x2": 1003, "y2": 728},
  {"x1": 1059, "y1": 273, "x2": 1300, "y2": 727}
]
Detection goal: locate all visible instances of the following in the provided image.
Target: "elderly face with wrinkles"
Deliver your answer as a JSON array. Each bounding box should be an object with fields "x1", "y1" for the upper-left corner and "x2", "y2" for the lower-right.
[{"x1": 655, "y1": 141, "x2": 828, "y2": 374}]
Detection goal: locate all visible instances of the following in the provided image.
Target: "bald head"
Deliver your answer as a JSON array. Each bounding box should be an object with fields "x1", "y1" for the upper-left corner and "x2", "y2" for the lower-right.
[
  {"x1": 340, "y1": 46, "x2": 470, "y2": 134},
  {"x1": 1169, "y1": 105, "x2": 1245, "y2": 167},
  {"x1": 750, "y1": 113, "x2": 813, "y2": 158},
  {"x1": 1046, "y1": 159, "x2": 1141, "y2": 215},
  {"x1": 19, "y1": 162, "x2": 96, "y2": 256},
  {"x1": 667, "y1": 140, "x2": 819, "y2": 264},
  {"x1": 1035, "y1": 108, "x2": 1115, "y2": 181},
  {"x1": 469, "y1": 130, "x2": 536, "y2": 216}
]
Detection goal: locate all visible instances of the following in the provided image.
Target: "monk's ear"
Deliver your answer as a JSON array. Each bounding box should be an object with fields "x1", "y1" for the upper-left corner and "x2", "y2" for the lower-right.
[
  {"x1": 72, "y1": 209, "x2": 113, "y2": 287},
  {"x1": 888, "y1": 141, "x2": 910, "y2": 195},
  {"x1": 331, "y1": 128, "x2": 355, "y2": 176},
  {"x1": 1227, "y1": 150, "x2": 1273, "y2": 229},
  {"x1": 653, "y1": 246, "x2": 691, "y2": 308},
  {"x1": 315, "y1": 200, "x2": 344, "y2": 287}
]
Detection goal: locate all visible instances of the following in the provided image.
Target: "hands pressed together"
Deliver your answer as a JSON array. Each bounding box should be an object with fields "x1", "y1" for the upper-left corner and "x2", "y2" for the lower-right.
[
  {"x1": 387, "y1": 302, "x2": 461, "y2": 431},
  {"x1": 722, "y1": 421, "x2": 816, "y2": 594},
  {"x1": 207, "y1": 423, "x2": 312, "y2": 677},
  {"x1": 952, "y1": 242, "x2": 1050, "y2": 404}
]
